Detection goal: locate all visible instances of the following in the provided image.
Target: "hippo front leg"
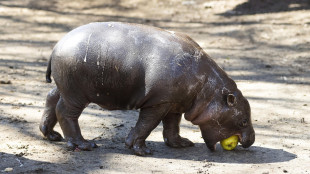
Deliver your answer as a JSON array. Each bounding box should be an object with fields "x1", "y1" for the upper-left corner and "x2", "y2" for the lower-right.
[
  {"x1": 56, "y1": 97, "x2": 97, "y2": 151},
  {"x1": 125, "y1": 104, "x2": 172, "y2": 156},
  {"x1": 162, "y1": 113, "x2": 194, "y2": 148}
]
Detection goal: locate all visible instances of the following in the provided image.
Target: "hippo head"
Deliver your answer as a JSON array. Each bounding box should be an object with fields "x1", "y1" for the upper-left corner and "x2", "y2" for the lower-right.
[{"x1": 185, "y1": 87, "x2": 255, "y2": 151}]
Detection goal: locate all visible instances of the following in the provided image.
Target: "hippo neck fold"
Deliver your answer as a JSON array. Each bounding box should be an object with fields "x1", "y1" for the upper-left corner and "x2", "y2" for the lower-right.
[{"x1": 184, "y1": 55, "x2": 236, "y2": 123}]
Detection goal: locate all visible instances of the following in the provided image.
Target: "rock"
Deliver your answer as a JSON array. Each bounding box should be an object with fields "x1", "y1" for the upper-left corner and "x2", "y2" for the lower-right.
[
  {"x1": 0, "y1": 80, "x2": 12, "y2": 84},
  {"x1": 265, "y1": 64, "x2": 272, "y2": 68}
]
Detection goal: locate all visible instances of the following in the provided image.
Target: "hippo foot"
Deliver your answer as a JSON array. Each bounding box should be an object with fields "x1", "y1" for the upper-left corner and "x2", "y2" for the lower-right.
[
  {"x1": 40, "y1": 125, "x2": 63, "y2": 141},
  {"x1": 164, "y1": 136, "x2": 194, "y2": 148},
  {"x1": 133, "y1": 144, "x2": 152, "y2": 156},
  {"x1": 125, "y1": 138, "x2": 152, "y2": 156},
  {"x1": 46, "y1": 131, "x2": 63, "y2": 141},
  {"x1": 67, "y1": 139, "x2": 98, "y2": 151}
]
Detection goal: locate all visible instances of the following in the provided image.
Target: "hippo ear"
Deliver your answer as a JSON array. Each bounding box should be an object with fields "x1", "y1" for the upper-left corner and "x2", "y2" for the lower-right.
[{"x1": 227, "y1": 94, "x2": 236, "y2": 107}]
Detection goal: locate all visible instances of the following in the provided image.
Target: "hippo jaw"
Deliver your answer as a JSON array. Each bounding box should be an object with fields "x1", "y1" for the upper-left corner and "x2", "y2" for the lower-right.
[
  {"x1": 199, "y1": 126, "x2": 223, "y2": 151},
  {"x1": 205, "y1": 141, "x2": 217, "y2": 152}
]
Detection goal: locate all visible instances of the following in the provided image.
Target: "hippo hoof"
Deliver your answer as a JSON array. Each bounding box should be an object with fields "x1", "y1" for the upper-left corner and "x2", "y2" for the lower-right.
[
  {"x1": 46, "y1": 131, "x2": 63, "y2": 141},
  {"x1": 126, "y1": 138, "x2": 152, "y2": 156},
  {"x1": 67, "y1": 140, "x2": 98, "y2": 151},
  {"x1": 164, "y1": 136, "x2": 194, "y2": 148},
  {"x1": 133, "y1": 145, "x2": 152, "y2": 156},
  {"x1": 40, "y1": 125, "x2": 63, "y2": 141}
]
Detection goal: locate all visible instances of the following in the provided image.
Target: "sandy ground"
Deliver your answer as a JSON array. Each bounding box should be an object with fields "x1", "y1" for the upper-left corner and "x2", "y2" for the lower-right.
[{"x1": 0, "y1": 0, "x2": 310, "y2": 173}]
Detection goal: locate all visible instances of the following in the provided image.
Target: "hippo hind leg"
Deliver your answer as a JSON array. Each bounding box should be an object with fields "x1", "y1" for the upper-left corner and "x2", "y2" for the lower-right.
[
  {"x1": 39, "y1": 87, "x2": 63, "y2": 141},
  {"x1": 162, "y1": 113, "x2": 194, "y2": 148},
  {"x1": 55, "y1": 97, "x2": 97, "y2": 151}
]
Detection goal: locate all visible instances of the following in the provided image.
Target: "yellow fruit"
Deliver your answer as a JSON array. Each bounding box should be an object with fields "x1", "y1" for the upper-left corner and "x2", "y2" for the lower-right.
[{"x1": 220, "y1": 135, "x2": 239, "y2": 150}]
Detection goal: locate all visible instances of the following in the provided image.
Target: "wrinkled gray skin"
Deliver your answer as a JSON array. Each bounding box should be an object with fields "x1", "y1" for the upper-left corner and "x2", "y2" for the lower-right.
[{"x1": 40, "y1": 22, "x2": 255, "y2": 156}]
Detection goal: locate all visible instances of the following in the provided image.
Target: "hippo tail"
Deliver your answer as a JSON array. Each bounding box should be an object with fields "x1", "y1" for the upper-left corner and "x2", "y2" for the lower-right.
[{"x1": 46, "y1": 56, "x2": 52, "y2": 83}]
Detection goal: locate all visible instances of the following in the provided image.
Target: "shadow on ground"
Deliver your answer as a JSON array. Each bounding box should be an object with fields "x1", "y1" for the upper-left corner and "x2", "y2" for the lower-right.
[
  {"x1": 221, "y1": 0, "x2": 310, "y2": 16},
  {"x1": 117, "y1": 142, "x2": 297, "y2": 164},
  {"x1": 43, "y1": 137, "x2": 296, "y2": 164},
  {"x1": 0, "y1": 152, "x2": 56, "y2": 173}
]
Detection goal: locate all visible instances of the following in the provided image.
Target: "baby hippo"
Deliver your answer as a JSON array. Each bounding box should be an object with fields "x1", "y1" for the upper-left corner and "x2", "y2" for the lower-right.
[{"x1": 40, "y1": 22, "x2": 255, "y2": 156}]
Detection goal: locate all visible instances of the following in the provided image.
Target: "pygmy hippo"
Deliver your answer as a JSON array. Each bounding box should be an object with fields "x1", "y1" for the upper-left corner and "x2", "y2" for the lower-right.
[{"x1": 40, "y1": 22, "x2": 255, "y2": 156}]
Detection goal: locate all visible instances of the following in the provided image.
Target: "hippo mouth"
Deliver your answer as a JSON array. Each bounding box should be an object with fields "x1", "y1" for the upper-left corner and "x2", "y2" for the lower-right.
[
  {"x1": 236, "y1": 133, "x2": 248, "y2": 148},
  {"x1": 206, "y1": 134, "x2": 244, "y2": 151},
  {"x1": 235, "y1": 133, "x2": 249, "y2": 148},
  {"x1": 202, "y1": 126, "x2": 255, "y2": 151}
]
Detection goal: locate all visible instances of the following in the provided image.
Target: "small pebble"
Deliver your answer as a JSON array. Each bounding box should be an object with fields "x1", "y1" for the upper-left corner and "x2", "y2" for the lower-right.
[
  {"x1": 301, "y1": 118, "x2": 305, "y2": 123},
  {"x1": 265, "y1": 65, "x2": 272, "y2": 68},
  {"x1": 4, "y1": 168, "x2": 13, "y2": 172}
]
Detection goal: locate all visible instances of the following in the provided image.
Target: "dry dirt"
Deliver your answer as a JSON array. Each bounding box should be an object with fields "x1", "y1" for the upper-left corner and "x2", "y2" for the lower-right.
[{"x1": 0, "y1": 0, "x2": 310, "y2": 173}]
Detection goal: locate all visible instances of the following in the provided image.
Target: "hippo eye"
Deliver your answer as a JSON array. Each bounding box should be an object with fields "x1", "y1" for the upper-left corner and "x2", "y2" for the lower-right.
[{"x1": 239, "y1": 119, "x2": 248, "y2": 127}]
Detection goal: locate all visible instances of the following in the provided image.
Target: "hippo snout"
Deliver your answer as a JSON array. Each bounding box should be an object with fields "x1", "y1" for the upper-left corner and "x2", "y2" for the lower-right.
[{"x1": 240, "y1": 130, "x2": 255, "y2": 148}]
